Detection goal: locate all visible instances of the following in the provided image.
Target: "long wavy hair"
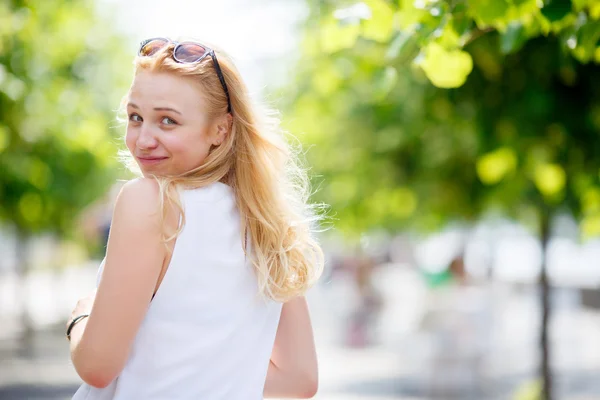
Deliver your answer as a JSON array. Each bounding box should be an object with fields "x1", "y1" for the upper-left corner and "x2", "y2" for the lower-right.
[{"x1": 120, "y1": 40, "x2": 324, "y2": 302}]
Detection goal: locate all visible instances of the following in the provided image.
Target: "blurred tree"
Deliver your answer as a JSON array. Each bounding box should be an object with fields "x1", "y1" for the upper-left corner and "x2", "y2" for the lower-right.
[
  {"x1": 283, "y1": 1, "x2": 600, "y2": 399},
  {"x1": 0, "y1": 0, "x2": 129, "y2": 332}
]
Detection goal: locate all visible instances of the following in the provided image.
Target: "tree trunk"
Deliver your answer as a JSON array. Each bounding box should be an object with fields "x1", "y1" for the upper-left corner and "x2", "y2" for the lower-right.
[{"x1": 540, "y1": 212, "x2": 552, "y2": 400}]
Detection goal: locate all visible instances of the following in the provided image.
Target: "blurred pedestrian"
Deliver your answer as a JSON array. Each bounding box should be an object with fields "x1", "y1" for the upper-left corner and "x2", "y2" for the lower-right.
[{"x1": 346, "y1": 254, "x2": 383, "y2": 347}]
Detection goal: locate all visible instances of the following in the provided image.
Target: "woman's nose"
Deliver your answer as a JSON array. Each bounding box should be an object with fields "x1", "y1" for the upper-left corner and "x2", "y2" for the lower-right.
[{"x1": 137, "y1": 124, "x2": 159, "y2": 150}]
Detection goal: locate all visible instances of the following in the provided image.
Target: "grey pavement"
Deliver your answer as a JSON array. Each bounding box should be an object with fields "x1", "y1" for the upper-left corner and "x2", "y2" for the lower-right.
[{"x1": 2, "y1": 264, "x2": 600, "y2": 399}]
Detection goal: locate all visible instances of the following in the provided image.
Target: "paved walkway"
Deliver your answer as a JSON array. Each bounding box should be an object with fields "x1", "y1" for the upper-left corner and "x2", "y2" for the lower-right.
[{"x1": 2, "y1": 264, "x2": 600, "y2": 399}]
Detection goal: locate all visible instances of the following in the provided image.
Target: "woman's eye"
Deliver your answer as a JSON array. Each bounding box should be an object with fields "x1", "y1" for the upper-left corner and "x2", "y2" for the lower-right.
[
  {"x1": 161, "y1": 117, "x2": 178, "y2": 125},
  {"x1": 128, "y1": 113, "x2": 142, "y2": 123}
]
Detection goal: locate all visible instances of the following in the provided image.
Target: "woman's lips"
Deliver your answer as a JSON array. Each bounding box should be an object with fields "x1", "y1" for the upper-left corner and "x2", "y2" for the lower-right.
[{"x1": 137, "y1": 156, "x2": 168, "y2": 166}]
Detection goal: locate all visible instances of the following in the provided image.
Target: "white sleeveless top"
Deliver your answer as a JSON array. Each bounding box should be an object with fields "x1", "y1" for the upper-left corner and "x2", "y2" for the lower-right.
[{"x1": 73, "y1": 182, "x2": 283, "y2": 400}]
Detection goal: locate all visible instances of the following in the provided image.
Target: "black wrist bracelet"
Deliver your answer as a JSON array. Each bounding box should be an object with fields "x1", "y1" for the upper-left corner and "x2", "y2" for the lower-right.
[{"x1": 66, "y1": 314, "x2": 90, "y2": 341}]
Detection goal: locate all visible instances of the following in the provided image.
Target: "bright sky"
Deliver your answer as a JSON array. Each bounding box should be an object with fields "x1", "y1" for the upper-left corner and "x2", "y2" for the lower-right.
[{"x1": 97, "y1": 0, "x2": 307, "y2": 96}]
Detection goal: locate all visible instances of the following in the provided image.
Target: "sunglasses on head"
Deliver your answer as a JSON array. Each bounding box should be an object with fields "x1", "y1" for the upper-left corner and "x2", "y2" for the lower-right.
[{"x1": 138, "y1": 37, "x2": 232, "y2": 114}]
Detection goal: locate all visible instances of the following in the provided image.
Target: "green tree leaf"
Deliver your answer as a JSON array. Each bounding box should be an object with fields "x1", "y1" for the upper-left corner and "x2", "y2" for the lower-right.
[
  {"x1": 541, "y1": 0, "x2": 573, "y2": 22},
  {"x1": 420, "y1": 43, "x2": 474, "y2": 88},
  {"x1": 362, "y1": 0, "x2": 395, "y2": 42},
  {"x1": 476, "y1": 147, "x2": 518, "y2": 184},
  {"x1": 534, "y1": 163, "x2": 567, "y2": 197},
  {"x1": 468, "y1": 0, "x2": 511, "y2": 27},
  {"x1": 321, "y1": 17, "x2": 361, "y2": 53},
  {"x1": 501, "y1": 22, "x2": 528, "y2": 54}
]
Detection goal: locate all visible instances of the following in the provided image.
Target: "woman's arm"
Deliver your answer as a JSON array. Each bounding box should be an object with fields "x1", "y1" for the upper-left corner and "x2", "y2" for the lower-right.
[
  {"x1": 69, "y1": 178, "x2": 170, "y2": 388},
  {"x1": 263, "y1": 296, "x2": 318, "y2": 399}
]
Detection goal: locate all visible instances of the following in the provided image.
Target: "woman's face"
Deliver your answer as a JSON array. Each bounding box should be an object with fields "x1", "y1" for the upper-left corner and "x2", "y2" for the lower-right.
[{"x1": 126, "y1": 70, "x2": 222, "y2": 177}]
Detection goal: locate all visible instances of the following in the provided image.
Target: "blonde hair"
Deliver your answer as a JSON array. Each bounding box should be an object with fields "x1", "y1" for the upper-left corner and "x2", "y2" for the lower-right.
[{"x1": 122, "y1": 41, "x2": 324, "y2": 302}]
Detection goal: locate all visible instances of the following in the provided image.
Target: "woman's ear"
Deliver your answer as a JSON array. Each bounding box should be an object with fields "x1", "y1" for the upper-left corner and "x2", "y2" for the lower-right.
[{"x1": 213, "y1": 113, "x2": 233, "y2": 146}]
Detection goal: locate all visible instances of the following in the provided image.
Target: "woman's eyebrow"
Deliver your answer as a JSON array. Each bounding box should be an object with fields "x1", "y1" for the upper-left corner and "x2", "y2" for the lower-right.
[
  {"x1": 127, "y1": 103, "x2": 182, "y2": 115},
  {"x1": 154, "y1": 107, "x2": 182, "y2": 115}
]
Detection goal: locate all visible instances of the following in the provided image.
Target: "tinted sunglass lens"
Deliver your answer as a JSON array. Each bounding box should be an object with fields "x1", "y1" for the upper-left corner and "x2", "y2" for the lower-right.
[
  {"x1": 139, "y1": 39, "x2": 169, "y2": 57},
  {"x1": 174, "y1": 43, "x2": 207, "y2": 63}
]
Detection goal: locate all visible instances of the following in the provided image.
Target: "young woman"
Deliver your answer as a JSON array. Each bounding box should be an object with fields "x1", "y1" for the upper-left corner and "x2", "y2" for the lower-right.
[{"x1": 67, "y1": 38, "x2": 324, "y2": 399}]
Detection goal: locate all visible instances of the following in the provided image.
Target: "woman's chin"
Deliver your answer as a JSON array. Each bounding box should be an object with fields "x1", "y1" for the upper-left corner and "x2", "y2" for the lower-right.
[
  {"x1": 136, "y1": 161, "x2": 168, "y2": 177},
  {"x1": 139, "y1": 167, "x2": 163, "y2": 178}
]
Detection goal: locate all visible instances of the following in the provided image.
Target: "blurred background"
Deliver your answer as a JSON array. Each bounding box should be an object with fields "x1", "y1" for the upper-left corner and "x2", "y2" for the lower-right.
[{"x1": 1, "y1": 0, "x2": 600, "y2": 399}]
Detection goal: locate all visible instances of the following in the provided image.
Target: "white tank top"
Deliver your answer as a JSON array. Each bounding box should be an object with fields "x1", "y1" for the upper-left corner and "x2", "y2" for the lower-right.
[{"x1": 73, "y1": 182, "x2": 283, "y2": 400}]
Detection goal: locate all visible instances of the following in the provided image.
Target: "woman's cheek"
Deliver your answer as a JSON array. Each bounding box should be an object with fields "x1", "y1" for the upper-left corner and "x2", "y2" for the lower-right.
[{"x1": 125, "y1": 128, "x2": 136, "y2": 152}]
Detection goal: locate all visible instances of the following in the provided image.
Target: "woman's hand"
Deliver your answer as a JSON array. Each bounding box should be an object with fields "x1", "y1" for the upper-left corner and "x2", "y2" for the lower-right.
[{"x1": 67, "y1": 290, "x2": 96, "y2": 329}]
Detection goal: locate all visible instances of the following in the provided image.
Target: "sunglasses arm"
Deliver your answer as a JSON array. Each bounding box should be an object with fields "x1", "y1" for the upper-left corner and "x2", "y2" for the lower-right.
[{"x1": 209, "y1": 51, "x2": 232, "y2": 114}]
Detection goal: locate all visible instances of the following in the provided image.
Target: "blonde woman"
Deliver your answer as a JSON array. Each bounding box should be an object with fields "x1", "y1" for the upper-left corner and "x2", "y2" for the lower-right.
[{"x1": 67, "y1": 38, "x2": 324, "y2": 399}]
